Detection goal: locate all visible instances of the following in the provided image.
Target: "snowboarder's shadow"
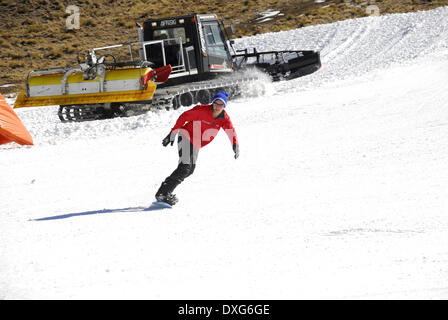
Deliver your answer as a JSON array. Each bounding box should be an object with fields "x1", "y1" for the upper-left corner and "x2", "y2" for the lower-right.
[{"x1": 32, "y1": 206, "x2": 160, "y2": 221}]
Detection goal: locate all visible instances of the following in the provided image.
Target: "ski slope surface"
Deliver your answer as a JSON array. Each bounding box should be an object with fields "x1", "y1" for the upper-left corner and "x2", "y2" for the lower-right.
[{"x1": 1, "y1": 7, "x2": 448, "y2": 299}]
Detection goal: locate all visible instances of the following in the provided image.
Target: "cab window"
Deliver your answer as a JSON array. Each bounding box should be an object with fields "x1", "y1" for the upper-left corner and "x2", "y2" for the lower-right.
[
  {"x1": 203, "y1": 23, "x2": 228, "y2": 58},
  {"x1": 152, "y1": 27, "x2": 188, "y2": 44}
]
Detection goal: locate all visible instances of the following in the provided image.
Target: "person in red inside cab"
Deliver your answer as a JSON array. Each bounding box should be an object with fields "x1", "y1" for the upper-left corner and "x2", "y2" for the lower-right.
[{"x1": 155, "y1": 91, "x2": 240, "y2": 206}]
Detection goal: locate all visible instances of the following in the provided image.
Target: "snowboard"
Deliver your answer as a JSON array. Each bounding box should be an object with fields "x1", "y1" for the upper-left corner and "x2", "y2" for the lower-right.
[{"x1": 145, "y1": 201, "x2": 173, "y2": 211}]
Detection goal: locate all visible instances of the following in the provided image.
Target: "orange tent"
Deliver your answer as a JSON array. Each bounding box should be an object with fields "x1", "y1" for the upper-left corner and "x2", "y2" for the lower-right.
[{"x1": 0, "y1": 93, "x2": 33, "y2": 146}]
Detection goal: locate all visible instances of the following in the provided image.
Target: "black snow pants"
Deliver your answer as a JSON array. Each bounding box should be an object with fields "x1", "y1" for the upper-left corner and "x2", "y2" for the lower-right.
[{"x1": 155, "y1": 133, "x2": 199, "y2": 197}]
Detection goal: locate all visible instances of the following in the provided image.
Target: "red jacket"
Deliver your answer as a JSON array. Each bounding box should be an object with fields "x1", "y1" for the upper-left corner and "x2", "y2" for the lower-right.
[{"x1": 171, "y1": 104, "x2": 239, "y2": 150}]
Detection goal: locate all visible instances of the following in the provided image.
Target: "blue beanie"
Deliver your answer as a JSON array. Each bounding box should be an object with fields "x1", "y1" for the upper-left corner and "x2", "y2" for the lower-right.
[{"x1": 211, "y1": 91, "x2": 229, "y2": 108}]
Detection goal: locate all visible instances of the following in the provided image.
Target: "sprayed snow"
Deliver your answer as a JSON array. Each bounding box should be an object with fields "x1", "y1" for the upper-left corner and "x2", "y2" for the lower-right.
[{"x1": 1, "y1": 8, "x2": 448, "y2": 299}]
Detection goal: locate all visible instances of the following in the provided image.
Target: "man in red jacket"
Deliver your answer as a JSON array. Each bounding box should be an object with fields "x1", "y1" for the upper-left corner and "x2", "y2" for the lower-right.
[{"x1": 155, "y1": 91, "x2": 239, "y2": 205}]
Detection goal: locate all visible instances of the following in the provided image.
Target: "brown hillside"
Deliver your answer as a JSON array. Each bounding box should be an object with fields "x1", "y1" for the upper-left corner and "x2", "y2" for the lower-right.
[{"x1": 1, "y1": 0, "x2": 447, "y2": 94}]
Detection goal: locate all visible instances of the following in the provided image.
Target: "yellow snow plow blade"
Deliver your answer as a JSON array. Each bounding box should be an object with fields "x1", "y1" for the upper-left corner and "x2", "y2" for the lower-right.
[
  {"x1": 14, "y1": 84, "x2": 157, "y2": 109},
  {"x1": 14, "y1": 66, "x2": 157, "y2": 109}
]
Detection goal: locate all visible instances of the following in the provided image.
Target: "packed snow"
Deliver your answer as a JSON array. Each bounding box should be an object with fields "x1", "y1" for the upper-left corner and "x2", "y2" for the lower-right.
[{"x1": 1, "y1": 7, "x2": 448, "y2": 299}]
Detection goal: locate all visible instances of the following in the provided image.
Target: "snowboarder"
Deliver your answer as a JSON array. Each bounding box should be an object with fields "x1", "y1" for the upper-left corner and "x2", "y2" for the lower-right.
[{"x1": 155, "y1": 91, "x2": 239, "y2": 205}]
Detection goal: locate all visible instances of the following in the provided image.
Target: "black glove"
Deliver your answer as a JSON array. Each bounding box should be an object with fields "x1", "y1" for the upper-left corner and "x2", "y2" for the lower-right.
[
  {"x1": 162, "y1": 131, "x2": 176, "y2": 147},
  {"x1": 233, "y1": 144, "x2": 239, "y2": 159}
]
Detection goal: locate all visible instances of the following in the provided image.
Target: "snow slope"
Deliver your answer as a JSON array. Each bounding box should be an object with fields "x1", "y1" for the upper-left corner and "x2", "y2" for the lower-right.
[{"x1": 1, "y1": 7, "x2": 448, "y2": 299}]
